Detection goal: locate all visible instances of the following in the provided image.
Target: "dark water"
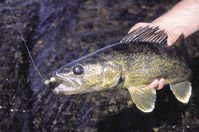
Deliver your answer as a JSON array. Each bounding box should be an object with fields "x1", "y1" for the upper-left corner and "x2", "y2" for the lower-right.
[{"x1": 1, "y1": 0, "x2": 199, "y2": 131}]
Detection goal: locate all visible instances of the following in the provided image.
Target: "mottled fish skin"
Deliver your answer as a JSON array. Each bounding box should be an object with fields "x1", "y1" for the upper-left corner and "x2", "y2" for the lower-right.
[
  {"x1": 53, "y1": 27, "x2": 192, "y2": 112},
  {"x1": 54, "y1": 43, "x2": 123, "y2": 95}
]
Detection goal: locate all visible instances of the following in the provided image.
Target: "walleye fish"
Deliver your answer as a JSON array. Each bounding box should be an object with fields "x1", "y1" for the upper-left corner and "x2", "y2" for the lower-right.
[{"x1": 50, "y1": 26, "x2": 192, "y2": 112}]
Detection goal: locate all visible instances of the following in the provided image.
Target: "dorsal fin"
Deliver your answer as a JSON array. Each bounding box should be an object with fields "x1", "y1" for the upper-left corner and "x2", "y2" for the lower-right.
[
  {"x1": 173, "y1": 34, "x2": 190, "y2": 62},
  {"x1": 173, "y1": 34, "x2": 186, "y2": 51},
  {"x1": 120, "y1": 26, "x2": 168, "y2": 45},
  {"x1": 174, "y1": 34, "x2": 184, "y2": 46}
]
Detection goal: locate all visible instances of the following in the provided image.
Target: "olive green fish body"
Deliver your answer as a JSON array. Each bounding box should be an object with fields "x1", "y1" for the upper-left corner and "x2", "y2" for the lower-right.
[
  {"x1": 52, "y1": 26, "x2": 192, "y2": 112},
  {"x1": 93, "y1": 41, "x2": 191, "y2": 87},
  {"x1": 113, "y1": 42, "x2": 191, "y2": 87}
]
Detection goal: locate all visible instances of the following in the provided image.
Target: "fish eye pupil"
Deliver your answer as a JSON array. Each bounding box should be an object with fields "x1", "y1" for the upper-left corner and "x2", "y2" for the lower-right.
[{"x1": 72, "y1": 64, "x2": 84, "y2": 75}]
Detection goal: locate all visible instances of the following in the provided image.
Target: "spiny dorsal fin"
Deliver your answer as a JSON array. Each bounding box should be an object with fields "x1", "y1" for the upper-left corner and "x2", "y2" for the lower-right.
[{"x1": 120, "y1": 26, "x2": 168, "y2": 45}]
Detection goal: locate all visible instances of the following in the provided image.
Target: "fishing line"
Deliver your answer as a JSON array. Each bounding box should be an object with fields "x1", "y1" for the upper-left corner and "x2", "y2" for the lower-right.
[{"x1": 6, "y1": 1, "x2": 45, "y2": 81}]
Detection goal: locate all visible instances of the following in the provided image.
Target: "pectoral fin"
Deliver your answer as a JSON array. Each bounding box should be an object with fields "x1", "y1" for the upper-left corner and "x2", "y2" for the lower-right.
[
  {"x1": 170, "y1": 81, "x2": 192, "y2": 103},
  {"x1": 127, "y1": 86, "x2": 156, "y2": 113}
]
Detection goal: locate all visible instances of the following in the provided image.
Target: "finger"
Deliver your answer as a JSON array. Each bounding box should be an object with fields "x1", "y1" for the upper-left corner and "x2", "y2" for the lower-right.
[
  {"x1": 157, "y1": 78, "x2": 165, "y2": 90},
  {"x1": 148, "y1": 79, "x2": 159, "y2": 89}
]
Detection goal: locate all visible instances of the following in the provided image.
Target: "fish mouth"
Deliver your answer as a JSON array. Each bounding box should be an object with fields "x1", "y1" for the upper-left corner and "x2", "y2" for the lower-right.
[
  {"x1": 53, "y1": 72, "x2": 82, "y2": 95},
  {"x1": 54, "y1": 83, "x2": 78, "y2": 95}
]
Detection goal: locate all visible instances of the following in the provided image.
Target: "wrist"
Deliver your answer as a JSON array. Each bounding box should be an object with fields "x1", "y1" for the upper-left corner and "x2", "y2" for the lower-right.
[{"x1": 152, "y1": 19, "x2": 182, "y2": 46}]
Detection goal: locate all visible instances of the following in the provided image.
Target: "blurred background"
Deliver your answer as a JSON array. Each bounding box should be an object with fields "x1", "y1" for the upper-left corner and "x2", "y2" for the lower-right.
[{"x1": 1, "y1": 0, "x2": 199, "y2": 131}]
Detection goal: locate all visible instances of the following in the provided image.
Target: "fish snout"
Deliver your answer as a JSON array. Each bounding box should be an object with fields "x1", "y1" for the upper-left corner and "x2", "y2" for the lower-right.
[{"x1": 53, "y1": 72, "x2": 82, "y2": 95}]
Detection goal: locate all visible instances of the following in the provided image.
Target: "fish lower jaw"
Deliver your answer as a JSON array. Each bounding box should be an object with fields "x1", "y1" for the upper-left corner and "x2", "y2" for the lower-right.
[{"x1": 54, "y1": 83, "x2": 78, "y2": 95}]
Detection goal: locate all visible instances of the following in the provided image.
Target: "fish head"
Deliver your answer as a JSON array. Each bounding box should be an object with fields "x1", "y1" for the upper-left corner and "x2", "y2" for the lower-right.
[{"x1": 53, "y1": 57, "x2": 122, "y2": 95}]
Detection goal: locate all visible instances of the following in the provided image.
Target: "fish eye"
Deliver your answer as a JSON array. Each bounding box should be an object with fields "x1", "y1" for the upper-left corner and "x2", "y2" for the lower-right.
[{"x1": 72, "y1": 64, "x2": 84, "y2": 75}]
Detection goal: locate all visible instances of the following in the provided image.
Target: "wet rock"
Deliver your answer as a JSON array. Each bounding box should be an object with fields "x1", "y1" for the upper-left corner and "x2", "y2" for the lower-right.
[{"x1": 0, "y1": 0, "x2": 39, "y2": 131}]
